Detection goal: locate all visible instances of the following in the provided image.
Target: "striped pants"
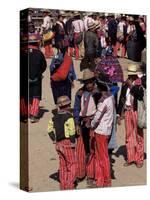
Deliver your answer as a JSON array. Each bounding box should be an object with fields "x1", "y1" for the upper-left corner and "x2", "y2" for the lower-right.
[
  {"x1": 20, "y1": 98, "x2": 28, "y2": 117},
  {"x1": 95, "y1": 134, "x2": 111, "y2": 187},
  {"x1": 76, "y1": 135, "x2": 86, "y2": 179},
  {"x1": 125, "y1": 110, "x2": 144, "y2": 165},
  {"x1": 56, "y1": 139, "x2": 76, "y2": 190},
  {"x1": 76, "y1": 130, "x2": 95, "y2": 179},
  {"x1": 29, "y1": 98, "x2": 40, "y2": 117}
]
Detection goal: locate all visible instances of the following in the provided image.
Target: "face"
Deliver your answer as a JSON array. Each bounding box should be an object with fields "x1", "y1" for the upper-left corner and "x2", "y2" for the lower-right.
[
  {"x1": 126, "y1": 77, "x2": 134, "y2": 86},
  {"x1": 84, "y1": 80, "x2": 95, "y2": 92}
]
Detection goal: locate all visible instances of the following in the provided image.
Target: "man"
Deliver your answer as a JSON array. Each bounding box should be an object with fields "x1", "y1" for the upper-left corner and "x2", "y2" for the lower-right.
[
  {"x1": 107, "y1": 14, "x2": 118, "y2": 56},
  {"x1": 28, "y1": 34, "x2": 47, "y2": 122},
  {"x1": 73, "y1": 69, "x2": 99, "y2": 185},
  {"x1": 84, "y1": 22, "x2": 99, "y2": 70},
  {"x1": 54, "y1": 13, "x2": 67, "y2": 53},
  {"x1": 91, "y1": 80, "x2": 115, "y2": 187},
  {"x1": 41, "y1": 10, "x2": 54, "y2": 58},
  {"x1": 72, "y1": 12, "x2": 84, "y2": 59},
  {"x1": 117, "y1": 64, "x2": 144, "y2": 168}
]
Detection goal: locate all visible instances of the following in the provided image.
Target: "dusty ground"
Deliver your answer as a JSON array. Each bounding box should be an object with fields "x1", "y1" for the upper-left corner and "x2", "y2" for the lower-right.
[{"x1": 27, "y1": 55, "x2": 146, "y2": 192}]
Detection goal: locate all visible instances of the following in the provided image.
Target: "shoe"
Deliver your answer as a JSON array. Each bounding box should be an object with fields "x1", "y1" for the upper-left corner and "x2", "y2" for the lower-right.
[
  {"x1": 123, "y1": 161, "x2": 134, "y2": 167},
  {"x1": 30, "y1": 116, "x2": 39, "y2": 123},
  {"x1": 136, "y1": 163, "x2": 143, "y2": 168}
]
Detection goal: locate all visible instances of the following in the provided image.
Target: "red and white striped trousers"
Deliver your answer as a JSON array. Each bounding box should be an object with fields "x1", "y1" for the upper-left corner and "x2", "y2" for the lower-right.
[
  {"x1": 76, "y1": 135, "x2": 86, "y2": 179},
  {"x1": 29, "y1": 98, "x2": 40, "y2": 117},
  {"x1": 125, "y1": 110, "x2": 144, "y2": 165},
  {"x1": 56, "y1": 139, "x2": 76, "y2": 190},
  {"x1": 20, "y1": 98, "x2": 28, "y2": 117},
  {"x1": 95, "y1": 134, "x2": 111, "y2": 187}
]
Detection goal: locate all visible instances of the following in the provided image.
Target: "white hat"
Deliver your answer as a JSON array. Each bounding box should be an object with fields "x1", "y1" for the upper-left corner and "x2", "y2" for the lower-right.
[{"x1": 127, "y1": 63, "x2": 139, "y2": 75}]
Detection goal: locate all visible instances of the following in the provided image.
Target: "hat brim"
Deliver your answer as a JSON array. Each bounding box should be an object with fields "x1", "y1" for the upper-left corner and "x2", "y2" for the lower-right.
[
  {"x1": 78, "y1": 77, "x2": 95, "y2": 83},
  {"x1": 128, "y1": 71, "x2": 138, "y2": 75}
]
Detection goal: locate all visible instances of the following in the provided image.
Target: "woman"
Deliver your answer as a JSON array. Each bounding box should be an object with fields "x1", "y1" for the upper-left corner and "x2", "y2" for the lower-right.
[{"x1": 50, "y1": 47, "x2": 77, "y2": 104}]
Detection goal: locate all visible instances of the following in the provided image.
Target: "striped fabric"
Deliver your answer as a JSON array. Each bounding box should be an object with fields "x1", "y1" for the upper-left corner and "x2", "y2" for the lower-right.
[
  {"x1": 29, "y1": 98, "x2": 40, "y2": 117},
  {"x1": 95, "y1": 134, "x2": 111, "y2": 187},
  {"x1": 80, "y1": 92, "x2": 96, "y2": 117},
  {"x1": 56, "y1": 139, "x2": 76, "y2": 190},
  {"x1": 76, "y1": 135, "x2": 86, "y2": 179},
  {"x1": 20, "y1": 98, "x2": 28, "y2": 117},
  {"x1": 125, "y1": 110, "x2": 144, "y2": 164}
]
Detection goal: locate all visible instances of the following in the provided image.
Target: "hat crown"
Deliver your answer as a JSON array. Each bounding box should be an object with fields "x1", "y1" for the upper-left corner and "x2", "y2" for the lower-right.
[
  {"x1": 87, "y1": 22, "x2": 96, "y2": 30},
  {"x1": 82, "y1": 69, "x2": 95, "y2": 80}
]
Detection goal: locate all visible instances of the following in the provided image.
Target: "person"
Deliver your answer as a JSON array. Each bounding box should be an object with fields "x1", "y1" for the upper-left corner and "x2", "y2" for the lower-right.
[
  {"x1": 107, "y1": 14, "x2": 118, "y2": 56},
  {"x1": 84, "y1": 22, "x2": 99, "y2": 61},
  {"x1": 28, "y1": 34, "x2": 47, "y2": 123},
  {"x1": 50, "y1": 47, "x2": 76, "y2": 104},
  {"x1": 41, "y1": 10, "x2": 54, "y2": 58},
  {"x1": 117, "y1": 63, "x2": 144, "y2": 168},
  {"x1": 47, "y1": 96, "x2": 76, "y2": 190},
  {"x1": 91, "y1": 80, "x2": 115, "y2": 187},
  {"x1": 73, "y1": 69, "x2": 100, "y2": 185},
  {"x1": 126, "y1": 17, "x2": 146, "y2": 62},
  {"x1": 54, "y1": 13, "x2": 67, "y2": 53},
  {"x1": 72, "y1": 12, "x2": 84, "y2": 60},
  {"x1": 116, "y1": 16, "x2": 127, "y2": 58}
]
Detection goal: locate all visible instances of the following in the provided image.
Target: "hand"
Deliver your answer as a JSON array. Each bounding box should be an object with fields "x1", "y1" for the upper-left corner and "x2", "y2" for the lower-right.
[
  {"x1": 76, "y1": 125, "x2": 81, "y2": 135},
  {"x1": 71, "y1": 143, "x2": 76, "y2": 148},
  {"x1": 117, "y1": 117, "x2": 121, "y2": 125}
]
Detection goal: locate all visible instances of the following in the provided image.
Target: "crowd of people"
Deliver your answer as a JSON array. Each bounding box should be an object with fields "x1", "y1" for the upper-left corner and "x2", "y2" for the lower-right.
[{"x1": 20, "y1": 9, "x2": 147, "y2": 190}]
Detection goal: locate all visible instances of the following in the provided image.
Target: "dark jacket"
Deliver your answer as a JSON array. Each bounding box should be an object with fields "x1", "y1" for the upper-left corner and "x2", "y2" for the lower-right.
[
  {"x1": 29, "y1": 48, "x2": 47, "y2": 99},
  {"x1": 117, "y1": 83, "x2": 144, "y2": 116},
  {"x1": 84, "y1": 31, "x2": 99, "y2": 56}
]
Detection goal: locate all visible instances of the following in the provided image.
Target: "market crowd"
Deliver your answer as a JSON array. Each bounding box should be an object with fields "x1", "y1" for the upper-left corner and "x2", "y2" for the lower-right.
[{"x1": 20, "y1": 9, "x2": 146, "y2": 190}]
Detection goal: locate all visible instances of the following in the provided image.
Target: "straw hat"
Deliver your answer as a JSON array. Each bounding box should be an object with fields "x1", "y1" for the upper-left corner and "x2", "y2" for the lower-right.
[
  {"x1": 80, "y1": 69, "x2": 95, "y2": 82},
  {"x1": 95, "y1": 21, "x2": 100, "y2": 29},
  {"x1": 87, "y1": 22, "x2": 96, "y2": 30},
  {"x1": 73, "y1": 11, "x2": 80, "y2": 17},
  {"x1": 42, "y1": 9, "x2": 51, "y2": 14},
  {"x1": 59, "y1": 11, "x2": 67, "y2": 17},
  {"x1": 129, "y1": 16, "x2": 134, "y2": 21},
  {"x1": 57, "y1": 96, "x2": 71, "y2": 107},
  {"x1": 127, "y1": 63, "x2": 138, "y2": 75}
]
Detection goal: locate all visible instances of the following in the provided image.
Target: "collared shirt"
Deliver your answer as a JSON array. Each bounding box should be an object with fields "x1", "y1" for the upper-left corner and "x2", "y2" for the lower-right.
[
  {"x1": 72, "y1": 19, "x2": 84, "y2": 33},
  {"x1": 91, "y1": 95, "x2": 114, "y2": 135},
  {"x1": 79, "y1": 91, "x2": 97, "y2": 117}
]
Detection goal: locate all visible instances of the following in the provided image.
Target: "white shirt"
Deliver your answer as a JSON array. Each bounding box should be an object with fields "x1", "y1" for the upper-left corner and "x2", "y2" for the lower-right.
[
  {"x1": 83, "y1": 16, "x2": 94, "y2": 31},
  {"x1": 42, "y1": 16, "x2": 52, "y2": 30},
  {"x1": 91, "y1": 95, "x2": 114, "y2": 136},
  {"x1": 118, "y1": 21, "x2": 126, "y2": 33},
  {"x1": 72, "y1": 19, "x2": 84, "y2": 33},
  {"x1": 79, "y1": 91, "x2": 96, "y2": 117},
  {"x1": 127, "y1": 24, "x2": 135, "y2": 34}
]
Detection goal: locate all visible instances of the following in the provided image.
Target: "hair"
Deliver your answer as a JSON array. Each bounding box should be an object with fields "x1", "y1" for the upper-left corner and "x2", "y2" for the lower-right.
[
  {"x1": 128, "y1": 75, "x2": 138, "y2": 81},
  {"x1": 97, "y1": 82, "x2": 108, "y2": 91}
]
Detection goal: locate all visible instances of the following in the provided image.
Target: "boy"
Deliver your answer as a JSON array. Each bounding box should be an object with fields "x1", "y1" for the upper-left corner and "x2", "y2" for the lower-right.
[
  {"x1": 47, "y1": 96, "x2": 76, "y2": 190},
  {"x1": 91, "y1": 80, "x2": 115, "y2": 187}
]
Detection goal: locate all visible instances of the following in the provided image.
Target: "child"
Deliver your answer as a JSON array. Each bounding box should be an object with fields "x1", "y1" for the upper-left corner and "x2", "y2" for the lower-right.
[
  {"x1": 91, "y1": 81, "x2": 115, "y2": 187},
  {"x1": 47, "y1": 96, "x2": 76, "y2": 190}
]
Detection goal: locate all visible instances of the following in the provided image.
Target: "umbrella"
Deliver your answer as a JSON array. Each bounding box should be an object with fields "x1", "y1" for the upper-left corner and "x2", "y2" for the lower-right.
[{"x1": 95, "y1": 56, "x2": 124, "y2": 83}]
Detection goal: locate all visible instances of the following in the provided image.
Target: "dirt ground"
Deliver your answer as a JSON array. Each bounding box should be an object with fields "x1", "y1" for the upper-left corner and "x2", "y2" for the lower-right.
[{"x1": 26, "y1": 56, "x2": 146, "y2": 192}]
